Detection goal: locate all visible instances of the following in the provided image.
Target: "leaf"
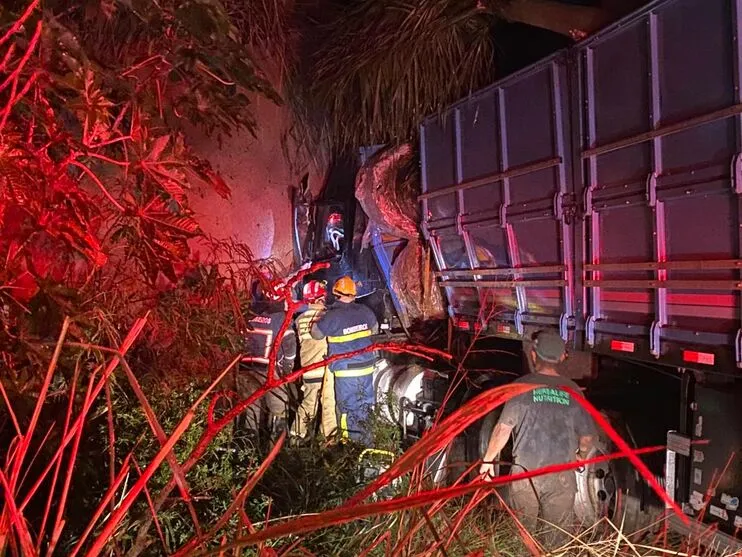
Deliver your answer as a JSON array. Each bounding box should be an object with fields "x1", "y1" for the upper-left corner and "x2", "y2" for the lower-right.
[
  {"x1": 147, "y1": 135, "x2": 170, "y2": 162},
  {"x1": 160, "y1": 215, "x2": 201, "y2": 236},
  {"x1": 156, "y1": 178, "x2": 187, "y2": 205},
  {"x1": 4, "y1": 271, "x2": 39, "y2": 303},
  {"x1": 140, "y1": 205, "x2": 202, "y2": 236}
]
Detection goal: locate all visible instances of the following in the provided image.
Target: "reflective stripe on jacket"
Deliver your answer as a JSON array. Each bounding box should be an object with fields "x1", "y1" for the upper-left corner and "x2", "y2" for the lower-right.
[
  {"x1": 315, "y1": 302, "x2": 378, "y2": 372},
  {"x1": 243, "y1": 311, "x2": 296, "y2": 375},
  {"x1": 295, "y1": 304, "x2": 328, "y2": 383}
]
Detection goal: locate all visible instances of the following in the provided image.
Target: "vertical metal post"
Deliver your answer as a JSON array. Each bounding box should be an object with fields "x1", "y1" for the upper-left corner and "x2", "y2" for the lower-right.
[
  {"x1": 420, "y1": 124, "x2": 431, "y2": 241},
  {"x1": 732, "y1": 0, "x2": 742, "y2": 366},
  {"x1": 454, "y1": 108, "x2": 467, "y2": 238},
  {"x1": 676, "y1": 368, "x2": 694, "y2": 507},
  {"x1": 455, "y1": 107, "x2": 487, "y2": 326},
  {"x1": 420, "y1": 125, "x2": 452, "y2": 315},
  {"x1": 648, "y1": 12, "x2": 667, "y2": 358},
  {"x1": 454, "y1": 112, "x2": 477, "y2": 270},
  {"x1": 551, "y1": 60, "x2": 574, "y2": 340},
  {"x1": 584, "y1": 47, "x2": 601, "y2": 346},
  {"x1": 497, "y1": 88, "x2": 527, "y2": 333},
  {"x1": 665, "y1": 444, "x2": 677, "y2": 509}
]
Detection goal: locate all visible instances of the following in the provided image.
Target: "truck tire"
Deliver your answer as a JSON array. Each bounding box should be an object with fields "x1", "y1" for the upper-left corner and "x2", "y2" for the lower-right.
[{"x1": 590, "y1": 413, "x2": 661, "y2": 538}]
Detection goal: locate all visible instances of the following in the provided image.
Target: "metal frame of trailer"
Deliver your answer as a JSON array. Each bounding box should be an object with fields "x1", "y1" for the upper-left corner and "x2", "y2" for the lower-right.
[{"x1": 419, "y1": 0, "x2": 742, "y2": 550}]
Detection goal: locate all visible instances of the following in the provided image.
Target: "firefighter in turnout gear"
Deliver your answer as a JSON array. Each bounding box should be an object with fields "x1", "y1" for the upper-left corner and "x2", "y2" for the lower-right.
[
  {"x1": 239, "y1": 282, "x2": 297, "y2": 438},
  {"x1": 311, "y1": 276, "x2": 378, "y2": 445},
  {"x1": 294, "y1": 280, "x2": 337, "y2": 439}
]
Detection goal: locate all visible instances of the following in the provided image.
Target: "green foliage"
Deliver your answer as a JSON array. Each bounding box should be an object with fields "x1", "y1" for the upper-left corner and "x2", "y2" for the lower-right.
[
  {"x1": 0, "y1": 0, "x2": 277, "y2": 388},
  {"x1": 50, "y1": 0, "x2": 282, "y2": 136},
  {"x1": 88, "y1": 382, "x2": 254, "y2": 554}
]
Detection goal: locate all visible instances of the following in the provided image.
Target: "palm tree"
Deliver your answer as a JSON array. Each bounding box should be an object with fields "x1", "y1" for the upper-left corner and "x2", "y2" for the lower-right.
[{"x1": 285, "y1": 0, "x2": 647, "y2": 155}]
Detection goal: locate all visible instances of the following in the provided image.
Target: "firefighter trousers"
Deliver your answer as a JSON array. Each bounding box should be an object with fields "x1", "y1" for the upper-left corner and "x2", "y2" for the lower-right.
[
  {"x1": 295, "y1": 370, "x2": 336, "y2": 438},
  {"x1": 334, "y1": 371, "x2": 374, "y2": 445},
  {"x1": 236, "y1": 365, "x2": 294, "y2": 432}
]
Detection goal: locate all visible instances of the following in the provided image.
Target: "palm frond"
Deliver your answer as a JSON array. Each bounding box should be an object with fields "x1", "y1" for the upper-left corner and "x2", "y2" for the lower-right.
[
  {"x1": 224, "y1": 0, "x2": 295, "y2": 72},
  {"x1": 288, "y1": 0, "x2": 503, "y2": 154}
]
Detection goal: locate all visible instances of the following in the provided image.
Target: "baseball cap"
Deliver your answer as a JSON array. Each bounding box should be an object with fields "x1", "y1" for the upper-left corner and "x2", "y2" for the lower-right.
[{"x1": 531, "y1": 330, "x2": 565, "y2": 363}]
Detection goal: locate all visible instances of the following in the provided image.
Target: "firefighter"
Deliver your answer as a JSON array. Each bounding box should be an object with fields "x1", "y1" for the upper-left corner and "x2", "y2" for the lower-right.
[
  {"x1": 311, "y1": 276, "x2": 377, "y2": 445},
  {"x1": 239, "y1": 281, "x2": 297, "y2": 439},
  {"x1": 294, "y1": 280, "x2": 337, "y2": 439},
  {"x1": 478, "y1": 329, "x2": 595, "y2": 545}
]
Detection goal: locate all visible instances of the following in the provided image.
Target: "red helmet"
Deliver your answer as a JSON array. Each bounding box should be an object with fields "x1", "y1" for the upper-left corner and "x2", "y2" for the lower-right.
[
  {"x1": 302, "y1": 280, "x2": 327, "y2": 303},
  {"x1": 327, "y1": 212, "x2": 343, "y2": 227}
]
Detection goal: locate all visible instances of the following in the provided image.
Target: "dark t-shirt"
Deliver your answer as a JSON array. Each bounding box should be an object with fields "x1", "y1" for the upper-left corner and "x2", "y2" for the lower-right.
[{"x1": 498, "y1": 373, "x2": 594, "y2": 476}]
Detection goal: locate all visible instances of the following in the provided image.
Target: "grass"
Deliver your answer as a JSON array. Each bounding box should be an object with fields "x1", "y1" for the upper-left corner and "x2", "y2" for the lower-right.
[
  {"x1": 0, "y1": 265, "x2": 734, "y2": 557},
  {"x1": 1, "y1": 313, "x2": 740, "y2": 556}
]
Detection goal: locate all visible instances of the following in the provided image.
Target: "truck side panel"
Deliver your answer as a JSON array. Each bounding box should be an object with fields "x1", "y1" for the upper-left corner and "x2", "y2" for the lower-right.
[
  {"x1": 578, "y1": 0, "x2": 742, "y2": 367},
  {"x1": 422, "y1": 0, "x2": 742, "y2": 371},
  {"x1": 421, "y1": 56, "x2": 575, "y2": 338}
]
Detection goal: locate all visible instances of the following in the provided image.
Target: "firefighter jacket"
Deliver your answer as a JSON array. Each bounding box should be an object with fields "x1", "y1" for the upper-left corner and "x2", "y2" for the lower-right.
[
  {"x1": 243, "y1": 311, "x2": 297, "y2": 376},
  {"x1": 295, "y1": 303, "x2": 328, "y2": 383},
  {"x1": 312, "y1": 302, "x2": 378, "y2": 376}
]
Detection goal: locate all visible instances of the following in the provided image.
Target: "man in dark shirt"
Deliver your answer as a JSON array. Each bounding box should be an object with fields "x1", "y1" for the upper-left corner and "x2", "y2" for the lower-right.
[
  {"x1": 311, "y1": 276, "x2": 378, "y2": 445},
  {"x1": 479, "y1": 329, "x2": 595, "y2": 542}
]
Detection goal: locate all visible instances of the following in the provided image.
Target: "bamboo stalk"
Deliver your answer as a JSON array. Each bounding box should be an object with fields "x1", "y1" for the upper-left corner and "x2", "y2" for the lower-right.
[
  {"x1": 172, "y1": 432, "x2": 287, "y2": 557},
  {"x1": 83, "y1": 358, "x2": 236, "y2": 557},
  {"x1": 9, "y1": 317, "x2": 70, "y2": 495}
]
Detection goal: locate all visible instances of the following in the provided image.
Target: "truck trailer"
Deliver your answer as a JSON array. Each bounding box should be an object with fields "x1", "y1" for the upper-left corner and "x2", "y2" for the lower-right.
[
  {"x1": 417, "y1": 0, "x2": 742, "y2": 550},
  {"x1": 292, "y1": 0, "x2": 742, "y2": 550}
]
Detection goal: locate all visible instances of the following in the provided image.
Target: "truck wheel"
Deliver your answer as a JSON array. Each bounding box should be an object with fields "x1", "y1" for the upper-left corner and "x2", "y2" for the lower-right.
[
  {"x1": 577, "y1": 412, "x2": 660, "y2": 537},
  {"x1": 424, "y1": 435, "x2": 469, "y2": 486}
]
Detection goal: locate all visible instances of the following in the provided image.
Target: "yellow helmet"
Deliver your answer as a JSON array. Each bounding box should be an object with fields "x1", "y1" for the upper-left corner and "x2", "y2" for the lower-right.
[{"x1": 333, "y1": 276, "x2": 357, "y2": 297}]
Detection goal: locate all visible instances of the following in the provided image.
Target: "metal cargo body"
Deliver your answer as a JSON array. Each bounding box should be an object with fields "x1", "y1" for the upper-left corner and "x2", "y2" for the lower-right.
[
  {"x1": 421, "y1": 0, "x2": 742, "y2": 372},
  {"x1": 420, "y1": 53, "x2": 574, "y2": 339}
]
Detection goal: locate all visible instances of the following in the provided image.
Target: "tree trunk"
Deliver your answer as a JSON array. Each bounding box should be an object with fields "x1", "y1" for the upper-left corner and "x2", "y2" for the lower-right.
[
  {"x1": 486, "y1": 0, "x2": 648, "y2": 40},
  {"x1": 499, "y1": 0, "x2": 610, "y2": 39}
]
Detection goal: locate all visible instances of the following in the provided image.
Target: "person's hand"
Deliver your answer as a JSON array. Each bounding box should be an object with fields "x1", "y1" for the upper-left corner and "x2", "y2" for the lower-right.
[{"x1": 479, "y1": 461, "x2": 496, "y2": 482}]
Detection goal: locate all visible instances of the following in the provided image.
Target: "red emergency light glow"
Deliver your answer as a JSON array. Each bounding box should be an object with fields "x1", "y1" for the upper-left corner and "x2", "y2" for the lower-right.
[
  {"x1": 454, "y1": 317, "x2": 470, "y2": 330},
  {"x1": 610, "y1": 340, "x2": 635, "y2": 353},
  {"x1": 682, "y1": 350, "x2": 715, "y2": 366}
]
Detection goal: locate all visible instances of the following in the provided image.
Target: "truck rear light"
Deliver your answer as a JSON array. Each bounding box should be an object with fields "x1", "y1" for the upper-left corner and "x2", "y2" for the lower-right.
[
  {"x1": 496, "y1": 324, "x2": 511, "y2": 334},
  {"x1": 610, "y1": 340, "x2": 635, "y2": 353},
  {"x1": 682, "y1": 350, "x2": 715, "y2": 366},
  {"x1": 453, "y1": 317, "x2": 470, "y2": 330}
]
